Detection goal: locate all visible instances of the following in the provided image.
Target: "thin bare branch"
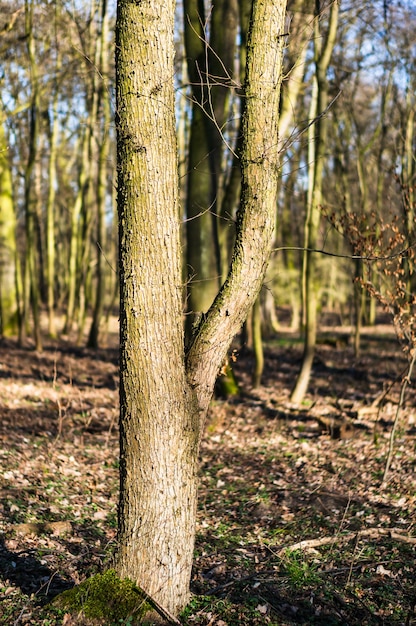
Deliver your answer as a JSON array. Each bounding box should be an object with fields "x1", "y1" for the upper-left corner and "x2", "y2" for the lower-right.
[{"x1": 272, "y1": 242, "x2": 416, "y2": 263}]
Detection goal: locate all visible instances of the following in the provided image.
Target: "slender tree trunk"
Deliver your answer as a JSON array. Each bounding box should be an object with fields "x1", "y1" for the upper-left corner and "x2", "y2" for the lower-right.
[
  {"x1": 254, "y1": 0, "x2": 312, "y2": 351},
  {"x1": 252, "y1": 294, "x2": 264, "y2": 387},
  {"x1": 76, "y1": 203, "x2": 93, "y2": 344},
  {"x1": 278, "y1": 0, "x2": 314, "y2": 148},
  {"x1": 45, "y1": 45, "x2": 61, "y2": 339},
  {"x1": 0, "y1": 119, "x2": 19, "y2": 337},
  {"x1": 186, "y1": 0, "x2": 287, "y2": 414},
  {"x1": 63, "y1": 129, "x2": 88, "y2": 335},
  {"x1": 291, "y1": 0, "x2": 339, "y2": 403},
  {"x1": 64, "y1": 1, "x2": 100, "y2": 338},
  {"x1": 24, "y1": 0, "x2": 42, "y2": 351},
  {"x1": 88, "y1": 0, "x2": 111, "y2": 348},
  {"x1": 217, "y1": 0, "x2": 252, "y2": 278},
  {"x1": 402, "y1": 85, "x2": 415, "y2": 235},
  {"x1": 183, "y1": 0, "x2": 238, "y2": 336}
]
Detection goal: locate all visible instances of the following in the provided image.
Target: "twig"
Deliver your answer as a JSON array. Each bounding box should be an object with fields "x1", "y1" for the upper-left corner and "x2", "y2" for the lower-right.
[
  {"x1": 279, "y1": 90, "x2": 342, "y2": 154},
  {"x1": 383, "y1": 349, "x2": 416, "y2": 483},
  {"x1": 204, "y1": 571, "x2": 277, "y2": 596},
  {"x1": 185, "y1": 12, "x2": 239, "y2": 158},
  {"x1": 13, "y1": 571, "x2": 60, "y2": 625},
  {"x1": 344, "y1": 586, "x2": 385, "y2": 625},
  {"x1": 345, "y1": 533, "x2": 360, "y2": 586},
  {"x1": 134, "y1": 586, "x2": 182, "y2": 625},
  {"x1": 279, "y1": 527, "x2": 416, "y2": 556},
  {"x1": 272, "y1": 241, "x2": 416, "y2": 263}
]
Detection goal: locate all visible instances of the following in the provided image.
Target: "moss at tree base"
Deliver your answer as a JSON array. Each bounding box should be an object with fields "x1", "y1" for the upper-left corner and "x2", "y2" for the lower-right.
[{"x1": 52, "y1": 569, "x2": 152, "y2": 624}]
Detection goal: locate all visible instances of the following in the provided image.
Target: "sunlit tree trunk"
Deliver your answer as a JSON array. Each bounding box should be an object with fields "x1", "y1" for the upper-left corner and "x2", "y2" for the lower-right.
[
  {"x1": 332, "y1": 107, "x2": 361, "y2": 353},
  {"x1": 115, "y1": 0, "x2": 287, "y2": 616},
  {"x1": 76, "y1": 201, "x2": 93, "y2": 343},
  {"x1": 217, "y1": 0, "x2": 252, "y2": 276},
  {"x1": 45, "y1": 25, "x2": 61, "y2": 339},
  {"x1": 351, "y1": 69, "x2": 393, "y2": 331},
  {"x1": 64, "y1": 2, "x2": 101, "y2": 338},
  {"x1": 291, "y1": 0, "x2": 339, "y2": 403},
  {"x1": 183, "y1": 0, "x2": 238, "y2": 336},
  {"x1": 402, "y1": 85, "x2": 415, "y2": 235},
  {"x1": 88, "y1": 0, "x2": 111, "y2": 348},
  {"x1": 398, "y1": 78, "x2": 415, "y2": 297},
  {"x1": 116, "y1": 0, "x2": 199, "y2": 613},
  {"x1": 251, "y1": 294, "x2": 264, "y2": 387},
  {"x1": 64, "y1": 129, "x2": 88, "y2": 335},
  {"x1": 0, "y1": 119, "x2": 20, "y2": 337},
  {"x1": 24, "y1": 0, "x2": 42, "y2": 352},
  {"x1": 278, "y1": 0, "x2": 313, "y2": 146},
  {"x1": 252, "y1": 0, "x2": 313, "y2": 378}
]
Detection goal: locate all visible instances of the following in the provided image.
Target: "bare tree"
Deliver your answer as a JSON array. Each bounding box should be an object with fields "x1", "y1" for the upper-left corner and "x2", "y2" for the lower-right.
[{"x1": 115, "y1": 0, "x2": 288, "y2": 616}]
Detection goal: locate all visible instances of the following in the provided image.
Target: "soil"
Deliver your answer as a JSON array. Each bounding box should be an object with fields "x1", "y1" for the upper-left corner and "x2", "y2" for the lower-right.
[{"x1": 1, "y1": 317, "x2": 416, "y2": 625}]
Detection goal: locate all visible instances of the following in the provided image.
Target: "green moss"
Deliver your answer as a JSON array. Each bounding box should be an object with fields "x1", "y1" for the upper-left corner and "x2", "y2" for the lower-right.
[
  {"x1": 215, "y1": 362, "x2": 239, "y2": 398},
  {"x1": 52, "y1": 569, "x2": 151, "y2": 624}
]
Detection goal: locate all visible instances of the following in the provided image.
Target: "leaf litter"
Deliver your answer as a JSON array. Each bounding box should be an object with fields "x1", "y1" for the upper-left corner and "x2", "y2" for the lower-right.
[{"x1": 0, "y1": 320, "x2": 416, "y2": 625}]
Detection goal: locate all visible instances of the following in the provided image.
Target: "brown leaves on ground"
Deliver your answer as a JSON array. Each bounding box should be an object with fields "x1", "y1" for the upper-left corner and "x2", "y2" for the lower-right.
[{"x1": 0, "y1": 320, "x2": 416, "y2": 625}]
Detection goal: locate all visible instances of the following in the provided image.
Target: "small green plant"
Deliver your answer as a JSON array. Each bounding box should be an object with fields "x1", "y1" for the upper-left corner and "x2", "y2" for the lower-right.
[
  {"x1": 181, "y1": 595, "x2": 268, "y2": 625},
  {"x1": 282, "y1": 549, "x2": 322, "y2": 589},
  {"x1": 115, "y1": 617, "x2": 134, "y2": 626}
]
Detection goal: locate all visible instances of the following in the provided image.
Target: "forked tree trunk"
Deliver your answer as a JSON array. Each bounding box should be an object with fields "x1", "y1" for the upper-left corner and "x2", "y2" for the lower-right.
[{"x1": 115, "y1": 0, "x2": 287, "y2": 616}]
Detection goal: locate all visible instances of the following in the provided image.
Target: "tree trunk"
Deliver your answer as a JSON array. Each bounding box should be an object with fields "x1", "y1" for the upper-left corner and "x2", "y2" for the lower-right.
[
  {"x1": 186, "y1": 0, "x2": 287, "y2": 415},
  {"x1": 290, "y1": 0, "x2": 339, "y2": 403},
  {"x1": 115, "y1": 0, "x2": 199, "y2": 614},
  {"x1": 115, "y1": 0, "x2": 287, "y2": 616},
  {"x1": 252, "y1": 294, "x2": 264, "y2": 388},
  {"x1": 0, "y1": 119, "x2": 19, "y2": 337},
  {"x1": 64, "y1": 3, "x2": 101, "y2": 338},
  {"x1": 183, "y1": 0, "x2": 238, "y2": 336},
  {"x1": 45, "y1": 8, "x2": 62, "y2": 340},
  {"x1": 24, "y1": 0, "x2": 42, "y2": 352},
  {"x1": 63, "y1": 131, "x2": 87, "y2": 335},
  {"x1": 88, "y1": 0, "x2": 111, "y2": 349}
]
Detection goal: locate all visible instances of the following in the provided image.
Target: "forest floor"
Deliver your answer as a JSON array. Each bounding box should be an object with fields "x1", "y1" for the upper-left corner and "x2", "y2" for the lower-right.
[{"x1": 1, "y1": 314, "x2": 416, "y2": 625}]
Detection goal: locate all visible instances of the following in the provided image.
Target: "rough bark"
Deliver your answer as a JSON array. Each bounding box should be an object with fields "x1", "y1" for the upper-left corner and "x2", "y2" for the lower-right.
[
  {"x1": 186, "y1": 0, "x2": 287, "y2": 418},
  {"x1": 115, "y1": 0, "x2": 200, "y2": 614},
  {"x1": 115, "y1": 0, "x2": 287, "y2": 616}
]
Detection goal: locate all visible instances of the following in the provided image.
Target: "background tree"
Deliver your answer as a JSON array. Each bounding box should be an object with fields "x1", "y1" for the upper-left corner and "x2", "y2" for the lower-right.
[
  {"x1": 0, "y1": 10, "x2": 22, "y2": 338},
  {"x1": 0, "y1": 117, "x2": 20, "y2": 337},
  {"x1": 183, "y1": 0, "x2": 238, "y2": 335},
  {"x1": 23, "y1": 0, "x2": 43, "y2": 351},
  {"x1": 1, "y1": 0, "x2": 413, "y2": 354},
  {"x1": 87, "y1": 0, "x2": 112, "y2": 348},
  {"x1": 291, "y1": 0, "x2": 339, "y2": 403}
]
